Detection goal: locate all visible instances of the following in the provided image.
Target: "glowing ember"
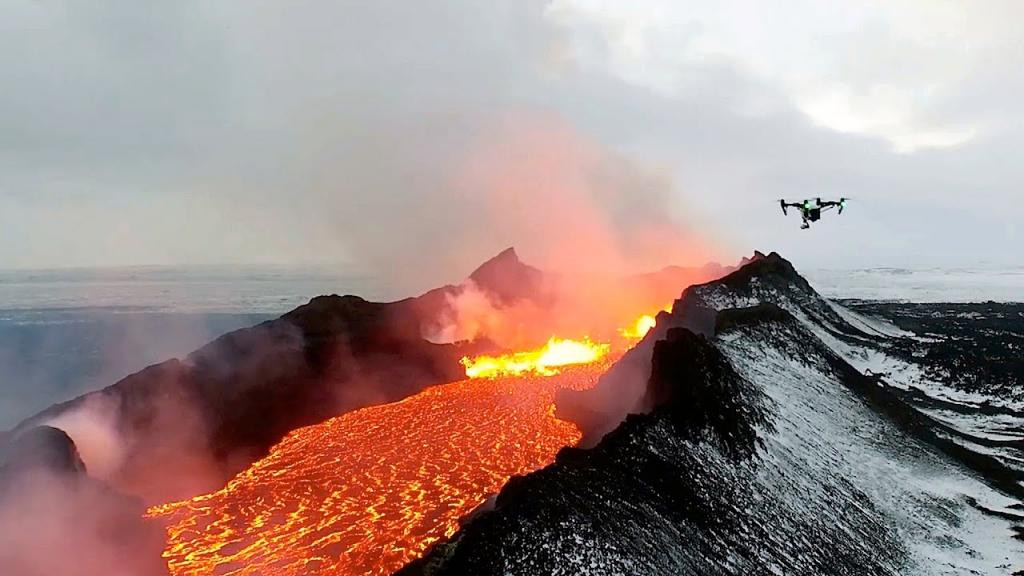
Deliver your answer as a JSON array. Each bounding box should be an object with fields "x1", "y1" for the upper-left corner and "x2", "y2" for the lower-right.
[
  {"x1": 147, "y1": 361, "x2": 611, "y2": 576},
  {"x1": 460, "y1": 336, "x2": 610, "y2": 378}
]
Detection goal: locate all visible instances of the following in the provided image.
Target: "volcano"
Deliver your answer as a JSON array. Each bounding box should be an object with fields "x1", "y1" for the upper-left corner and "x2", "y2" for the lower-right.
[{"x1": 4, "y1": 250, "x2": 1021, "y2": 575}]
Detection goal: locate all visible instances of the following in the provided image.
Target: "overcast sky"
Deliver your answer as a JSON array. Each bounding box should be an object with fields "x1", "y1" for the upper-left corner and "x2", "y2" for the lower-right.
[{"x1": 3, "y1": 1, "x2": 1021, "y2": 292}]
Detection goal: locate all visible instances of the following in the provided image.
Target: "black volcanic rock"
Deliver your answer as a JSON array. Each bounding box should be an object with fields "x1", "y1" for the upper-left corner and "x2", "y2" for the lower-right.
[
  {"x1": 719, "y1": 250, "x2": 812, "y2": 294},
  {"x1": 644, "y1": 328, "x2": 765, "y2": 460},
  {"x1": 558, "y1": 251, "x2": 870, "y2": 443},
  {"x1": 467, "y1": 247, "x2": 545, "y2": 304},
  {"x1": 713, "y1": 302, "x2": 792, "y2": 334},
  {"x1": 406, "y1": 248, "x2": 554, "y2": 343},
  {"x1": 0, "y1": 426, "x2": 86, "y2": 477},
  {"x1": 736, "y1": 249, "x2": 767, "y2": 268}
]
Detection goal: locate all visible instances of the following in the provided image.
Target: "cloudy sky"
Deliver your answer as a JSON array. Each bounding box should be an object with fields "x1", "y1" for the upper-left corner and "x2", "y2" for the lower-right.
[{"x1": 3, "y1": 1, "x2": 1021, "y2": 292}]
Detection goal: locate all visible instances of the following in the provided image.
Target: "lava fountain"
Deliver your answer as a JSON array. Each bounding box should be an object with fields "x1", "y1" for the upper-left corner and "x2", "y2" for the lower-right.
[
  {"x1": 148, "y1": 338, "x2": 615, "y2": 576},
  {"x1": 461, "y1": 336, "x2": 609, "y2": 378}
]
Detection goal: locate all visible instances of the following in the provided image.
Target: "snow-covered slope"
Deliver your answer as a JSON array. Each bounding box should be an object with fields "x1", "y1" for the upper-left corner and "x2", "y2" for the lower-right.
[
  {"x1": 692, "y1": 254, "x2": 1024, "y2": 491},
  {"x1": 402, "y1": 253, "x2": 1024, "y2": 576}
]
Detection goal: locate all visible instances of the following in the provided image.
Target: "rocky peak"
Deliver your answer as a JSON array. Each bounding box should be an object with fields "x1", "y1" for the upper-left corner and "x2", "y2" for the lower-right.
[
  {"x1": 467, "y1": 247, "x2": 545, "y2": 304},
  {"x1": 737, "y1": 250, "x2": 767, "y2": 267},
  {"x1": 0, "y1": 426, "x2": 86, "y2": 477}
]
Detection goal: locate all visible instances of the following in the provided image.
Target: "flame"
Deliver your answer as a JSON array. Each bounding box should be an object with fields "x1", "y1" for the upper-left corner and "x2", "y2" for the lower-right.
[
  {"x1": 618, "y1": 303, "x2": 672, "y2": 340},
  {"x1": 460, "y1": 336, "x2": 610, "y2": 378}
]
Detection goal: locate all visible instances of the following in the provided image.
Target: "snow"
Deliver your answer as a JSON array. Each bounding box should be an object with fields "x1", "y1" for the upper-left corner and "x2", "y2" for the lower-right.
[
  {"x1": 804, "y1": 267, "x2": 1024, "y2": 303},
  {"x1": 719, "y1": 325, "x2": 1024, "y2": 575},
  {"x1": 825, "y1": 299, "x2": 914, "y2": 338}
]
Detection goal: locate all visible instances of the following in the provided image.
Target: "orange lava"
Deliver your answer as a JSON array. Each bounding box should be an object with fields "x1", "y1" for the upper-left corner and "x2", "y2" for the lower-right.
[
  {"x1": 147, "y1": 361, "x2": 610, "y2": 576},
  {"x1": 619, "y1": 304, "x2": 672, "y2": 340}
]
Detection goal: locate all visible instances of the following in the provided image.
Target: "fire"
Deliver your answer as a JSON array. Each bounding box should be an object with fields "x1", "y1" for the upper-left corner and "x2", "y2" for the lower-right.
[
  {"x1": 618, "y1": 304, "x2": 672, "y2": 340},
  {"x1": 147, "y1": 362, "x2": 610, "y2": 576},
  {"x1": 461, "y1": 336, "x2": 610, "y2": 378}
]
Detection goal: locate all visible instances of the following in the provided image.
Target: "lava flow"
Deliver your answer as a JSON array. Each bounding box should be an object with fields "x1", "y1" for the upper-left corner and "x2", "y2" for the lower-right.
[{"x1": 148, "y1": 341, "x2": 614, "y2": 576}]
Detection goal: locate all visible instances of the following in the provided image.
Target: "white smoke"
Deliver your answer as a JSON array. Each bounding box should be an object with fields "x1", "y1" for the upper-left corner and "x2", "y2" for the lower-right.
[{"x1": 43, "y1": 395, "x2": 123, "y2": 480}]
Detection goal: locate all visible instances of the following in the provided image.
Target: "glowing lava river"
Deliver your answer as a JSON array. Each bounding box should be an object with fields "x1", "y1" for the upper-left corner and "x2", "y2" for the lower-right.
[{"x1": 147, "y1": 340, "x2": 616, "y2": 576}]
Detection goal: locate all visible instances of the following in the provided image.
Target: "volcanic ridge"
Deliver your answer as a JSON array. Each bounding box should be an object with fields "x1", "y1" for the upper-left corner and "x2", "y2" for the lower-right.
[{"x1": 404, "y1": 252, "x2": 1024, "y2": 576}]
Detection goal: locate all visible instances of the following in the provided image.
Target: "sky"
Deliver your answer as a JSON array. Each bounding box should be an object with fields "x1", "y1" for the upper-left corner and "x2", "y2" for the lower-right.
[{"x1": 2, "y1": 1, "x2": 1022, "y2": 294}]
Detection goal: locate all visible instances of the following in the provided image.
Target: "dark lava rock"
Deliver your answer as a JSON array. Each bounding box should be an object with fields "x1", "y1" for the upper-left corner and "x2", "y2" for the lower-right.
[
  {"x1": 558, "y1": 252, "x2": 872, "y2": 444},
  {"x1": 467, "y1": 247, "x2": 546, "y2": 305},
  {"x1": 0, "y1": 426, "x2": 86, "y2": 477},
  {"x1": 645, "y1": 328, "x2": 765, "y2": 460}
]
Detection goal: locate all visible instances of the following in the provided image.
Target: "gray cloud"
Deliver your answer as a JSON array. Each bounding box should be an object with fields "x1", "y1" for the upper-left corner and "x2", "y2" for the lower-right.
[{"x1": 2, "y1": 1, "x2": 1020, "y2": 292}]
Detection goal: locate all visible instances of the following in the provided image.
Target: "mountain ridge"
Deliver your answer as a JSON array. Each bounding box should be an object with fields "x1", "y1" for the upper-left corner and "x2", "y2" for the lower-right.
[{"x1": 405, "y1": 251, "x2": 1024, "y2": 575}]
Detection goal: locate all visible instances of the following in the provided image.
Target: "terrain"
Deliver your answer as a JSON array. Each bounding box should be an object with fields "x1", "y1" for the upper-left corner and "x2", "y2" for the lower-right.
[
  {"x1": 404, "y1": 253, "x2": 1024, "y2": 575},
  {"x1": 1, "y1": 250, "x2": 1020, "y2": 575}
]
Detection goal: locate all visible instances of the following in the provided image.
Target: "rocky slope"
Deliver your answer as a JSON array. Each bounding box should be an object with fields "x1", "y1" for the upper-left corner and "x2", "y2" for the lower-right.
[{"x1": 404, "y1": 252, "x2": 1024, "y2": 575}]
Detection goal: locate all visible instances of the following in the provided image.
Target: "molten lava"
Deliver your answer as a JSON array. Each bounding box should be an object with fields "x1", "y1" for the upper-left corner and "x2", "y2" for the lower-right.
[
  {"x1": 619, "y1": 314, "x2": 657, "y2": 339},
  {"x1": 146, "y1": 300, "x2": 675, "y2": 576},
  {"x1": 619, "y1": 304, "x2": 672, "y2": 340},
  {"x1": 461, "y1": 336, "x2": 609, "y2": 378},
  {"x1": 148, "y1": 361, "x2": 611, "y2": 576}
]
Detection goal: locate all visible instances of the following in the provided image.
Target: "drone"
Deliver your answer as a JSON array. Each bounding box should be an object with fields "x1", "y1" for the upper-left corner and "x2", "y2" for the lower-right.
[{"x1": 780, "y1": 197, "x2": 848, "y2": 229}]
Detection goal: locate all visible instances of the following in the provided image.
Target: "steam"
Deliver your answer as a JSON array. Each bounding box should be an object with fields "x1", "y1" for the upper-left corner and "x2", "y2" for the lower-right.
[
  {"x1": 424, "y1": 280, "x2": 507, "y2": 344},
  {"x1": 323, "y1": 115, "x2": 718, "y2": 296},
  {"x1": 452, "y1": 118, "x2": 713, "y2": 278},
  {"x1": 36, "y1": 370, "x2": 226, "y2": 505},
  {"x1": 0, "y1": 469, "x2": 167, "y2": 576},
  {"x1": 43, "y1": 395, "x2": 124, "y2": 480}
]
